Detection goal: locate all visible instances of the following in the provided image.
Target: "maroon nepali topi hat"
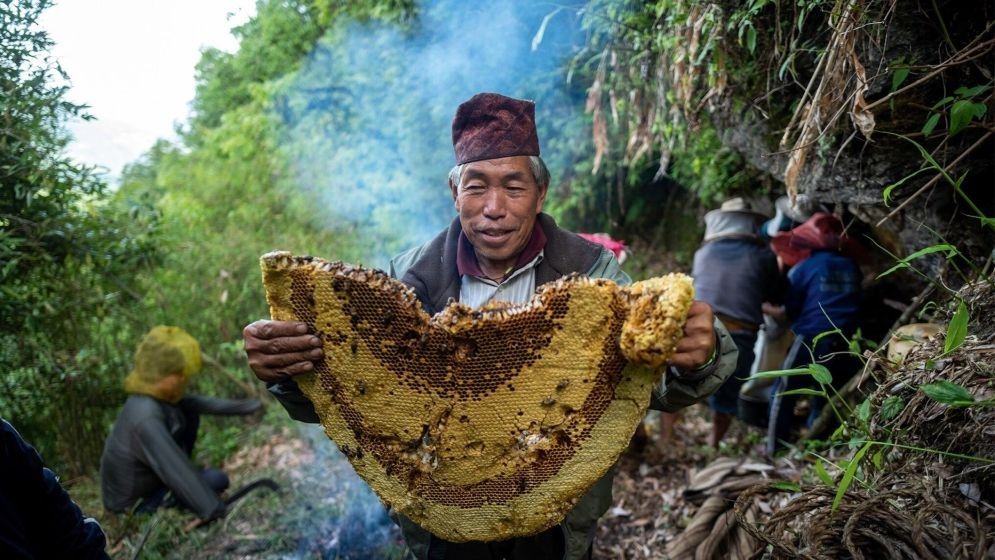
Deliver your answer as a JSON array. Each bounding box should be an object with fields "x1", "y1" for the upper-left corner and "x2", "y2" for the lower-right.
[{"x1": 452, "y1": 92, "x2": 540, "y2": 165}]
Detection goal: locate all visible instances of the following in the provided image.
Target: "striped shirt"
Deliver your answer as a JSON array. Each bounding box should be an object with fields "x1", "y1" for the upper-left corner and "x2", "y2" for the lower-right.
[{"x1": 459, "y1": 251, "x2": 544, "y2": 308}]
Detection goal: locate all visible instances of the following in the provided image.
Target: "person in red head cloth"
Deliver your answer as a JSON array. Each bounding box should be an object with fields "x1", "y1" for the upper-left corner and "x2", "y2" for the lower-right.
[
  {"x1": 242, "y1": 93, "x2": 739, "y2": 559},
  {"x1": 762, "y1": 211, "x2": 864, "y2": 455}
]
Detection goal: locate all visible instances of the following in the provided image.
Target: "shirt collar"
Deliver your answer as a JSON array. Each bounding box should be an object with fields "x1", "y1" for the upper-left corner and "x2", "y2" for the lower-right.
[{"x1": 456, "y1": 220, "x2": 548, "y2": 280}]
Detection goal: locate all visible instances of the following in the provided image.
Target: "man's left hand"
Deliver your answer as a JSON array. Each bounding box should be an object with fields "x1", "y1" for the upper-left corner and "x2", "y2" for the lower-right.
[{"x1": 668, "y1": 301, "x2": 716, "y2": 371}]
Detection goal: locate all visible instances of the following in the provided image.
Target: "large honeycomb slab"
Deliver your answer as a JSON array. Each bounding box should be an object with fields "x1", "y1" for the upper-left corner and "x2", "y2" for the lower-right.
[{"x1": 260, "y1": 251, "x2": 694, "y2": 542}]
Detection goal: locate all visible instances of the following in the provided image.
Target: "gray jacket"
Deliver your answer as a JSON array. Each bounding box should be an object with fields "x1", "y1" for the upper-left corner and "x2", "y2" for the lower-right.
[{"x1": 100, "y1": 394, "x2": 260, "y2": 519}]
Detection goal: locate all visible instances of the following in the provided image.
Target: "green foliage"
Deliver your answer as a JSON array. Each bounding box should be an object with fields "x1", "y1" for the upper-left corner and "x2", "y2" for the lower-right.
[
  {"x1": 921, "y1": 84, "x2": 991, "y2": 139},
  {"x1": 877, "y1": 243, "x2": 959, "y2": 278},
  {"x1": 919, "y1": 380, "x2": 975, "y2": 407},
  {"x1": 943, "y1": 301, "x2": 969, "y2": 355},
  {"x1": 0, "y1": 0, "x2": 158, "y2": 474},
  {"x1": 315, "y1": 0, "x2": 418, "y2": 27},
  {"x1": 559, "y1": 0, "x2": 783, "y2": 233},
  {"x1": 890, "y1": 61, "x2": 909, "y2": 92},
  {"x1": 814, "y1": 458, "x2": 834, "y2": 487},
  {"x1": 882, "y1": 132, "x2": 994, "y2": 232},
  {"x1": 832, "y1": 441, "x2": 872, "y2": 513},
  {"x1": 856, "y1": 399, "x2": 871, "y2": 424},
  {"x1": 749, "y1": 363, "x2": 831, "y2": 385},
  {"x1": 880, "y1": 396, "x2": 904, "y2": 420},
  {"x1": 771, "y1": 481, "x2": 801, "y2": 492},
  {"x1": 0, "y1": 0, "x2": 424, "y2": 476},
  {"x1": 190, "y1": 0, "x2": 326, "y2": 133}
]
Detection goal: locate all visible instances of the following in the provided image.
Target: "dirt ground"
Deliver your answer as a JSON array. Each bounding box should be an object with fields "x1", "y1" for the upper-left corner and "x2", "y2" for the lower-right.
[
  {"x1": 105, "y1": 404, "x2": 757, "y2": 559},
  {"x1": 594, "y1": 409, "x2": 765, "y2": 559}
]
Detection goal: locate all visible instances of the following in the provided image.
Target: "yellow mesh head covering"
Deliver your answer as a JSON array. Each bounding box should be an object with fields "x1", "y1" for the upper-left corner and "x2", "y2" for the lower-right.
[{"x1": 124, "y1": 326, "x2": 202, "y2": 400}]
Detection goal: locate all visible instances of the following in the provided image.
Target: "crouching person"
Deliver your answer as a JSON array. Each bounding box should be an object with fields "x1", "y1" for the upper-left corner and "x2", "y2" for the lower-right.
[{"x1": 100, "y1": 326, "x2": 262, "y2": 521}]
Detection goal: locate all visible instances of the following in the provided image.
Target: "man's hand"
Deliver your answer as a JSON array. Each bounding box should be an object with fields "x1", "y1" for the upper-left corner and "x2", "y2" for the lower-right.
[
  {"x1": 762, "y1": 302, "x2": 788, "y2": 325},
  {"x1": 242, "y1": 320, "x2": 323, "y2": 383},
  {"x1": 669, "y1": 301, "x2": 716, "y2": 371}
]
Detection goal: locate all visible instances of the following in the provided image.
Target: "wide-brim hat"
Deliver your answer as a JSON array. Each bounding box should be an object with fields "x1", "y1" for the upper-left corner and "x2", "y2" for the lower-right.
[{"x1": 703, "y1": 197, "x2": 767, "y2": 242}]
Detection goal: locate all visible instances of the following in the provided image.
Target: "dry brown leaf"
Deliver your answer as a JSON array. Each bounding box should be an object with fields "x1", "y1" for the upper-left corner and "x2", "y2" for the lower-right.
[{"x1": 849, "y1": 51, "x2": 875, "y2": 139}]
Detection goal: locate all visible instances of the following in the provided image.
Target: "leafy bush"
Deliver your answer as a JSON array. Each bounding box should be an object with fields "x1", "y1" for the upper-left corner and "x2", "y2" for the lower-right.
[{"x1": 0, "y1": 0, "x2": 160, "y2": 474}]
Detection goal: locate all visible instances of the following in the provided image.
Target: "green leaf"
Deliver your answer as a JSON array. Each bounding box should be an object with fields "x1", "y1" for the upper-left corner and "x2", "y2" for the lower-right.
[
  {"x1": 880, "y1": 396, "x2": 905, "y2": 420},
  {"x1": 857, "y1": 399, "x2": 871, "y2": 423},
  {"x1": 848, "y1": 338, "x2": 862, "y2": 355},
  {"x1": 830, "y1": 423, "x2": 848, "y2": 441},
  {"x1": 881, "y1": 132, "x2": 956, "y2": 189},
  {"x1": 877, "y1": 261, "x2": 909, "y2": 279},
  {"x1": 954, "y1": 84, "x2": 990, "y2": 98},
  {"x1": 920, "y1": 380, "x2": 975, "y2": 406},
  {"x1": 883, "y1": 167, "x2": 931, "y2": 206},
  {"x1": 772, "y1": 481, "x2": 801, "y2": 492},
  {"x1": 778, "y1": 55, "x2": 794, "y2": 81},
  {"x1": 949, "y1": 99, "x2": 977, "y2": 136},
  {"x1": 879, "y1": 244, "x2": 959, "y2": 279},
  {"x1": 921, "y1": 112, "x2": 941, "y2": 137},
  {"x1": 931, "y1": 96, "x2": 954, "y2": 110},
  {"x1": 745, "y1": 367, "x2": 812, "y2": 380},
  {"x1": 905, "y1": 243, "x2": 958, "y2": 261},
  {"x1": 944, "y1": 301, "x2": 969, "y2": 354},
  {"x1": 745, "y1": 25, "x2": 757, "y2": 53},
  {"x1": 832, "y1": 441, "x2": 872, "y2": 513},
  {"x1": 777, "y1": 388, "x2": 826, "y2": 397},
  {"x1": 872, "y1": 449, "x2": 884, "y2": 469},
  {"x1": 808, "y1": 363, "x2": 832, "y2": 385},
  {"x1": 814, "y1": 459, "x2": 834, "y2": 487},
  {"x1": 812, "y1": 328, "x2": 842, "y2": 346},
  {"x1": 891, "y1": 68, "x2": 909, "y2": 92}
]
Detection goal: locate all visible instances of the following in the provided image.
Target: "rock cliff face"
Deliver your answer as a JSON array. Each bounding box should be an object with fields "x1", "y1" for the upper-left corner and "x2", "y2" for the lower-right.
[{"x1": 709, "y1": 1, "x2": 994, "y2": 286}]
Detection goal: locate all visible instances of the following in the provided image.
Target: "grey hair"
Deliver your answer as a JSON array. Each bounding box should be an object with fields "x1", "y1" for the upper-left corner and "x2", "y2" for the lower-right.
[{"x1": 448, "y1": 156, "x2": 550, "y2": 192}]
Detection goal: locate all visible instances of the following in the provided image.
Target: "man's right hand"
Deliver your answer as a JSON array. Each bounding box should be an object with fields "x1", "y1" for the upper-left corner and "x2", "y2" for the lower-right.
[
  {"x1": 242, "y1": 320, "x2": 323, "y2": 383},
  {"x1": 761, "y1": 302, "x2": 788, "y2": 325}
]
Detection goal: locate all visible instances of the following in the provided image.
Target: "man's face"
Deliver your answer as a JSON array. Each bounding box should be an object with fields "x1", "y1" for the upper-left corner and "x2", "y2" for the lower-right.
[
  {"x1": 452, "y1": 156, "x2": 546, "y2": 275},
  {"x1": 157, "y1": 372, "x2": 189, "y2": 402}
]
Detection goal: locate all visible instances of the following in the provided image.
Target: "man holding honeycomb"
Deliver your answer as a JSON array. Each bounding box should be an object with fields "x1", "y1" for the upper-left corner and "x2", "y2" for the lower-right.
[{"x1": 243, "y1": 93, "x2": 737, "y2": 559}]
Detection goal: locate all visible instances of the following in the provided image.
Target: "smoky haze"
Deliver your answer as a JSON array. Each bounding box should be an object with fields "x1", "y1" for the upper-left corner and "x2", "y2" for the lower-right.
[{"x1": 276, "y1": 0, "x2": 586, "y2": 267}]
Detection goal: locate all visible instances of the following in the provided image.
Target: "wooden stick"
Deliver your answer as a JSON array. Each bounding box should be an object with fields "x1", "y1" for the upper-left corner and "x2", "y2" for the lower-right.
[
  {"x1": 200, "y1": 352, "x2": 264, "y2": 398},
  {"x1": 864, "y1": 34, "x2": 995, "y2": 113}
]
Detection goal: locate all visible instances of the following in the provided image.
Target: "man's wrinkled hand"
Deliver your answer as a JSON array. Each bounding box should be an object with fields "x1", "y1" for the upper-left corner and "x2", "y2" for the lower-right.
[
  {"x1": 242, "y1": 320, "x2": 323, "y2": 383},
  {"x1": 668, "y1": 301, "x2": 716, "y2": 372}
]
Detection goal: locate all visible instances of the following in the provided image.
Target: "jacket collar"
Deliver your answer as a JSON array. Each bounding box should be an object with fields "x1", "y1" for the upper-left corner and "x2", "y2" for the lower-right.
[{"x1": 400, "y1": 213, "x2": 602, "y2": 315}]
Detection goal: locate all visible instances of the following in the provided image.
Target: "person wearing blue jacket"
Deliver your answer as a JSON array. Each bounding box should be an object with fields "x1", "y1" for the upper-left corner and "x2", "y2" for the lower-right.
[
  {"x1": 763, "y1": 212, "x2": 864, "y2": 454},
  {"x1": 1, "y1": 418, "x2": 109, "y2": 559}
]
